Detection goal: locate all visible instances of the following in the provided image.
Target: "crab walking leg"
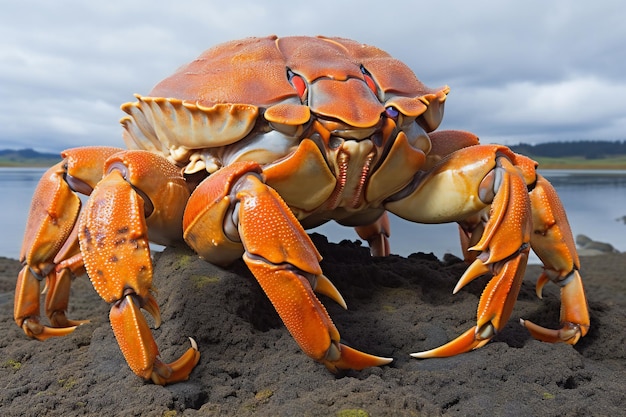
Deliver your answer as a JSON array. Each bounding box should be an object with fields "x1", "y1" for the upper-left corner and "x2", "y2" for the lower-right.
[
  {"x1": 237, "y1": 177, "x2": 392, "y2": 371},
  {"x1": 45, "y1": 225, "x2": 89, "y2": 328},
  {"x1": 15, "y1": 161, "x2": 82, "y2": 339},
  {"x1": 16, "y1": 230, "x2": 89, "y2": 338},
  {"x1": 355, "y1": 212, "x2": 391, "y2": 257},
  {"x1": 15, "y1": 146, "x2": 123, "y2": 340},
  {"x1": 386, "y1": 145, "x2": 534, "y2": 357},
  {"x1": 80, "y1": 150, "x2": 199, "y2": 384},
  {"x1": 183, "y1": 162, "x2": 391, "y2": 372},
  {"x1": 522, "y1": 174, "x2": 589, "y2": 343}
]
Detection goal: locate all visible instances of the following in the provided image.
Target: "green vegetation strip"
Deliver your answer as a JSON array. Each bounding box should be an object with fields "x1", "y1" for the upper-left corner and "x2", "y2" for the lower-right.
[{"x1": 533, "y1": 156, "x2": 626, "y2": 170}]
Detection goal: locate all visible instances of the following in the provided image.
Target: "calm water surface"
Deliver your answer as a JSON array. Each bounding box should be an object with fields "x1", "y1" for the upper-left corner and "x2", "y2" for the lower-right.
[{"x1": 2, "y1": 167, "x2": 625, "y2": 264}]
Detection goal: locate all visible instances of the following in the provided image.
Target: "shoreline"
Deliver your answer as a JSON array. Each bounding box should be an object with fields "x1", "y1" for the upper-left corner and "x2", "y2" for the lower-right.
[
  {"x1": 4, "y1": 165, "x2": 626, "y2": 171},
  {"x1": 3, "y1": 161, "x2": 626, "y2": 171}
]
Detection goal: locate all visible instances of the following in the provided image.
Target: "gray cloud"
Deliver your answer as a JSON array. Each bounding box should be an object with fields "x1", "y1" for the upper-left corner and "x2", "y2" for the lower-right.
[{"x1": 1, "y1": 0, "x2": 624, "y2": 153}]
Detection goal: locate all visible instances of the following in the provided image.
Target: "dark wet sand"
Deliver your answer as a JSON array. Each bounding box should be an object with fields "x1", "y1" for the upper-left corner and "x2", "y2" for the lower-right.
[{"x1": 1, "y1": 234, "x2": 624, "y2": 416}]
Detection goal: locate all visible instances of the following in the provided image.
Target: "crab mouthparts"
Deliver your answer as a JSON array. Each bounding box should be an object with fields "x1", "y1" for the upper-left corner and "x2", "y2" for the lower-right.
[
  {"x1": 328, "y1": 142, "x2": 376, "y2": 209},
  {"x1": 312, "y1": 115, "x2": 399, "y2": 210}
]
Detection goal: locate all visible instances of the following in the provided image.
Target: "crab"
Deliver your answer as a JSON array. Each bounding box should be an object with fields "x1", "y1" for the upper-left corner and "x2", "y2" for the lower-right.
[{"x1": 15, "y1": 35, "x2": 589, "y2": 385}]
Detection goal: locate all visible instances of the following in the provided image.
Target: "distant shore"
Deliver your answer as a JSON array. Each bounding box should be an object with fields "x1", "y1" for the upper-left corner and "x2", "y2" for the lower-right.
[
  {"x1": 3, "y1": 141, "x2": 626, "y2": 170},
  {"x1": 2, "y1": 159, "x2": 626, "y2": 170},
  {"x1": 0, "y1": 162, "x2": 59, "y2": 168},
  {"x1": 532, "y1": 156, "x2": 626, "y2": 170}
]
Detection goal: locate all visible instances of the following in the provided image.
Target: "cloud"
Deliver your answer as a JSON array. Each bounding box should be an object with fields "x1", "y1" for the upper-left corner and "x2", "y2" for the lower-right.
[
  {"x1": 440, "y1": 75, "x2": 626, "y2": 144},
  {"x1": 1, "y1": 0, "x2": 624, "y2": 153}
]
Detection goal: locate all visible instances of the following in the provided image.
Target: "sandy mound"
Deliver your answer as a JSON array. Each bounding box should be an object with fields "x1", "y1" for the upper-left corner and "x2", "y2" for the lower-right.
[{"x1": 1, "y1": 234, "x2": 624, "y2": 416}]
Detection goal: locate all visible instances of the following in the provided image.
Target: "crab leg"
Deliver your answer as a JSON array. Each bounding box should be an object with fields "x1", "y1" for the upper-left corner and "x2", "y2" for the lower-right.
[
  {"x1": 386, "y1": 144, "x2": 536, "y2": 357},
  {"x1": 15, "y1": 147, "x2": 122, "y2": 340},
  {"x1": 522, "y1": 174, "x2": 589, "y2": 343},
  {"x1": 355, "y1": 212, "x2": 391, "y2": 257},
  {"x1": 184, "y1": 161, "x2": 392, "y2": 372},
  {"x1": 44, "y1": 224, "x2": 90, "y2": 328},
  {"x1": 79, "y1": 150, "x2": 198, "y2": 384}
]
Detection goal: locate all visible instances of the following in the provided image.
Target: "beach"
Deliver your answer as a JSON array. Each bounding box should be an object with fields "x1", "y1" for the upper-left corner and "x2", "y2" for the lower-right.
[{"x1": 1, "y1": 234, "x2": 624, "y2": 416}]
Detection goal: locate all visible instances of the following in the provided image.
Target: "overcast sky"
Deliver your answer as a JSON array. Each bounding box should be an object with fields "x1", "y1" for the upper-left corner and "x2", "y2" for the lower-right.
[{"x1": 1, "y1": 0, "x2": 625, "y2": 153}]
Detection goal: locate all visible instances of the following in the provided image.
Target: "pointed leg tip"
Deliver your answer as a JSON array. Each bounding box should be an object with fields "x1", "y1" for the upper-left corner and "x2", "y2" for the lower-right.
[
  {"x1": 314, "y1": 275, "x2": 347, "y2": 310},
  {"x1": 522, "y1": 319, "x2": 585, "y2": 345},
  {"x1": 535, "y1": 273, "x2": 549, "y2": 299},
  {"x1": 410, "y1": 326, "x2": 489, "y2": 359},
  {"x1": 143, "y1": 293, "x2": 162, "y2": 328},
  {"x1": 49, "y1": 311, "x2": 91, "y2": 328},
  {"x1": 65, "y1": 318, "x2": 90, "y2": 327},
  {"x1": 23, "y1": 320, "x2": 80, "y2": 341},
  {"x1": 454, "y1": 259, "x2": 489, "y2": 294},
  {"x1": 371, "y1": 355, "x2": 394, "y2": 367},
  {"x1": 150, "y1": 340, "x2": 201, "y2": 385},
  {"x1": 324, "y1": 343, "x2": 392, "y2": 371}
]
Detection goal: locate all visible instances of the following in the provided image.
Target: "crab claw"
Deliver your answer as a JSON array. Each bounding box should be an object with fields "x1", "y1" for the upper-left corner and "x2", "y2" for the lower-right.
[
  {"x1": 15, "y1": 147, "x2": 124, "y2": 340},
  {"x1": 184, "y1": 161, "x2": 391, "y2": 372},
  {"x1": 80, "y1": 150, "x2": 198, "y2": 384},
  {"x1": 387, "y1": 145, "x2": 534, "y2": 358},
  {"x1": 412, "y1": 250, "x2": 529, "y2": 358},
  {"x1": 244, "y1": 255, "x2": 392, "y2": 371},
  {"x1": 109, "y1": 293, "x2": 199, "y2": 384},
  {"x1": 238, "y1": 174, "x2": 393, "y2": 370},
  {"x1": 519, "y1": 174, "x2": 590, "y2": 344},
  {"x1": 520, "y1": 270, "x2": 588, "y2": 344}
]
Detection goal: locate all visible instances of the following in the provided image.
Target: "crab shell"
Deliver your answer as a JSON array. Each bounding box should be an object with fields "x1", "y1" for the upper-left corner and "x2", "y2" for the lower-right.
[{"x1": 120, "y1": 35, "x2": 448, "y2": 173}]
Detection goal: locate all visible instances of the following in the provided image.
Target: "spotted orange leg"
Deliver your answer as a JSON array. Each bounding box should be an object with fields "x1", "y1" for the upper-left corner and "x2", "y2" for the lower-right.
[
  {"x1": 522, "y1": 173, "x2": 589, "y2": 344},
  {"x1": 78, "y1": 149, "x2": 199, "y2": 384},
  {"x1": 385, "y1": 139, "x2": 588, "y2": 357},
  {"x1": 183, "y1": 161, "x2": 392, "y2": 372},
  {"x1": 15, "y1": 147, "x2": 122, "y2": 340}
]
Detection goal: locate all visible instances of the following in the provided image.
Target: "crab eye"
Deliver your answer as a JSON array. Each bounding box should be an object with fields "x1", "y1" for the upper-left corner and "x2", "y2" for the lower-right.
[
  {"x1": 385, "y1": 106, "x2": 399, "y2": 119},
  {"x1": 360, "y1": 65, "x2": 378, "y2": 95},
  {"x1": 287, "y1": 68, "x2": 307, "y2": 99}
]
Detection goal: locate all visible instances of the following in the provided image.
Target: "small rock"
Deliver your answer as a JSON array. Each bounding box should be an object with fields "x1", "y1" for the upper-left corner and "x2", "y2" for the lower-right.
[
  {"x1": 576, "y1": 234, "x2": 592, "y2": 246},
  {"x1": 576, "y1": 234, "x2": 619, "y2": 255}
]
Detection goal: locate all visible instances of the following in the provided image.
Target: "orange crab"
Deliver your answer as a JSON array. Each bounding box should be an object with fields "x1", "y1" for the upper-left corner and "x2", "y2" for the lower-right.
[{"x1": 14, "y1": 35, "x2": 589, "y2": 385}]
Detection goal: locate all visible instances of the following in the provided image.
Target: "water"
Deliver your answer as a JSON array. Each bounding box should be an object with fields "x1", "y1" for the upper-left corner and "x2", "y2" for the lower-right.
[
  {"x1": 316, "y1": 170, "x2": 626, "y2": 263},
  {"x1": 2, "y1": 167, "x2": 625, "y2": 264}
]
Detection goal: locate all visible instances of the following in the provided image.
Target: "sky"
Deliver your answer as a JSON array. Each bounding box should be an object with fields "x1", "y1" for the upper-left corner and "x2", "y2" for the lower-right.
[{"x1": 1, "y1": 0, "x2": 625, "y2": 154}]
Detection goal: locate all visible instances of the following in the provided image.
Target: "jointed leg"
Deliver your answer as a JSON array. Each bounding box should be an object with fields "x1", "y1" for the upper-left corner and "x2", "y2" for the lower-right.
[
  {"x1": 184, "y1": 162, "x2": 392, "y2": 372},
  {"x1": 522, "y1": 174, "x2": 589, "y2": 343}
]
